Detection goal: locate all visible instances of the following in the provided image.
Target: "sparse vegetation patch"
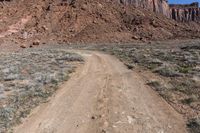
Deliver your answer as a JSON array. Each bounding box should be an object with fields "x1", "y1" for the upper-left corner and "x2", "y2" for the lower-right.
[
  {"x1": 0, "y1": 48, "x2": 83, "y2": 132},
  {"x1": 91, "y1": 42, "x2": 200, "y2": 133}
]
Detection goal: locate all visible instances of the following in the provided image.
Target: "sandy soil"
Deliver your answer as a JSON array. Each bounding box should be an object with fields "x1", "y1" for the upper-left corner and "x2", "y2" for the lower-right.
[{"x1": 14, "y1": 51, "x2": 187, "y2": 133}]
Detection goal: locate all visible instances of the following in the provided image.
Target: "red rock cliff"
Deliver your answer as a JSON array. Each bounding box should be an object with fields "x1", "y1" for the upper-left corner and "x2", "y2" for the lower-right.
[
  {"x1": 169, "y1": 2, "x2": 200, "y2": 22},
  {"x1": 118, "y1": 0, "x2": 170, "y2": 16}
]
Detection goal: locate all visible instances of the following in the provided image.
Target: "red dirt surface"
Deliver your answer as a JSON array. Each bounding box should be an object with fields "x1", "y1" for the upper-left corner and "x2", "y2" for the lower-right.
[{"x1": 0, "y1": 0, "x2": 200, "y2": 49}]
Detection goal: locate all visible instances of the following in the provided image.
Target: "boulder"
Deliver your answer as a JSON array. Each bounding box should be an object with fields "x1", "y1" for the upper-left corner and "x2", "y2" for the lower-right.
[
  {"x1": 20, "y1": 44, "x2": 26, "y2": 48},
  {"x1": 32, "y1": 40, "x2": 40, "y2": 46}
]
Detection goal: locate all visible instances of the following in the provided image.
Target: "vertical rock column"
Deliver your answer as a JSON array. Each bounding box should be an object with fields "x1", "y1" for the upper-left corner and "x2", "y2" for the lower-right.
[
  {"x1": 117, "y1": 0, "x2": 170, "y2": 17},
  {"x1": 170, "y1": 8, "x2": 200, "y2": 22},
  {"x1": 169, "y1": 2, "x2": 200, "y2": 22}
]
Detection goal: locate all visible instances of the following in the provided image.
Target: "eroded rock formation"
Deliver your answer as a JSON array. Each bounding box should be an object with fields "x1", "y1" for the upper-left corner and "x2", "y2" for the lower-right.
[
  {"x1": 169, "y1": 2, "x2": 200, "y2": 22},
  {"x1": 119, "y1": 0, "x2": 200, "y2": 22},
  {"x1": 118, "y1": 0, "x2": 170, "y2": 16}
]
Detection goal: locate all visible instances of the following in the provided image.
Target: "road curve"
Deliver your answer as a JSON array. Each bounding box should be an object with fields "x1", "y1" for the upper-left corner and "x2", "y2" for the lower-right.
[{"x1": 14, "y1": 51, "x2": 187, "y2": 133}]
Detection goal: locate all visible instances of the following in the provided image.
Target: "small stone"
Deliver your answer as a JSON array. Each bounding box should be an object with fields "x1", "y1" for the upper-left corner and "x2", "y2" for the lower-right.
[
  {"x1": 127, "y1": 115, "x2": 134, "y2": 124},
  {"x1": 42, "y1": 25, "x2": 48, "y2": 31},
  {"x1": 81, "y1": 4, "x2": 87, "y2": 10},
  {"x1": 112, "y1": 125, "x2": 117, "y2": 128},
  {"x1": 20, "y1": 44, "x2": 26, "y2": 48},
  {"x1": 91, "y1": 116, "x2": 96, "y2": 120},
  {"x1": 4, "y1": 88, "x2": 11, "y2": 92},
  {"x1": 22, "y1": 32, "x2": 28, "y2": 39},
  {"x1": 33, "y1": 40, "x2": 40, "y2": 46},
  {"x1": 4, "y1": 74, "x2": 19, "y2": 81},
  {"x1": 97, "y1": 3, "x2": 103, "y2": 8},
  {"x1": 132, "y1": 35, "x2": 139, "y2": 40},
  {"x1": 102, "y1": 129, "x2": 106, "y2": 133}
]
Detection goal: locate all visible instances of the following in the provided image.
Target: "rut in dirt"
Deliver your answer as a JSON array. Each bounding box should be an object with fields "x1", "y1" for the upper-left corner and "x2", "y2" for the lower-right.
[{"x1": 14, "y1": 51, "x2": 187, "y2": 133}]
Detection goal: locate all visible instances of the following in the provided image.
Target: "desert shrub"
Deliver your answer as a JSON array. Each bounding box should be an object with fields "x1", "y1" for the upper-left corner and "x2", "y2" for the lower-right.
[
  {"x1": 178, "y1": 66, "x2": 192, "y2": 74},
  {"x1": 125, "y1": 63, "x2": 134, "y2": 69},
  {"x1": 170, "y1": 79, "x2": 198, "y2": 95},
  {"x1": 147, "y1": 81, "x2": 160, "y2": 90},
  {"x1": 181, "y1": 95, "x2": 198, "y2": 105},
  {"x1": 154, "y1": 66, "x2": 180, "y2": 77},
  {"x1": 187, "y1": 117, "x2": 200, "y2": 133}
]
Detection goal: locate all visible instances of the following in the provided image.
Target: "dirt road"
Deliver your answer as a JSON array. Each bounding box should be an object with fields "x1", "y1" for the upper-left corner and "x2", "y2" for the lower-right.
[{"x1": 14, "y1": 51, "x2": 187, "y2": 133}]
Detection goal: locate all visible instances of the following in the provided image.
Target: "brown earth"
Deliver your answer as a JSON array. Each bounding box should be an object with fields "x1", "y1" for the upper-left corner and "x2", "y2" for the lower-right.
[
  {"x1": 14, "y1": 51, "x2": 187, "y2": 133},
  {"x1": 0, "y1": 0, "x2": 200, "y2": 50}
]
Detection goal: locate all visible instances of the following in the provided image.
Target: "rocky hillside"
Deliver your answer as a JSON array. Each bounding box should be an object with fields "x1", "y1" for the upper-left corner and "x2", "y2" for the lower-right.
[{"x1": 0, "y1": 0, "x2": 200, "y2": 47}]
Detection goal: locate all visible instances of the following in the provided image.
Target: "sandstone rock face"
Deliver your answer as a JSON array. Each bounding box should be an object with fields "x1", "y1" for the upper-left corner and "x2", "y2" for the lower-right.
[
  {"x1": 119, "y1": 0, "x2": 200, "y2": 22},
  {"x1": 118, "y1": 0, "x2": 170, "y2": 16},
  {"x1": 169, "y1": 2, "x2": 200, "y2": 22}
]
